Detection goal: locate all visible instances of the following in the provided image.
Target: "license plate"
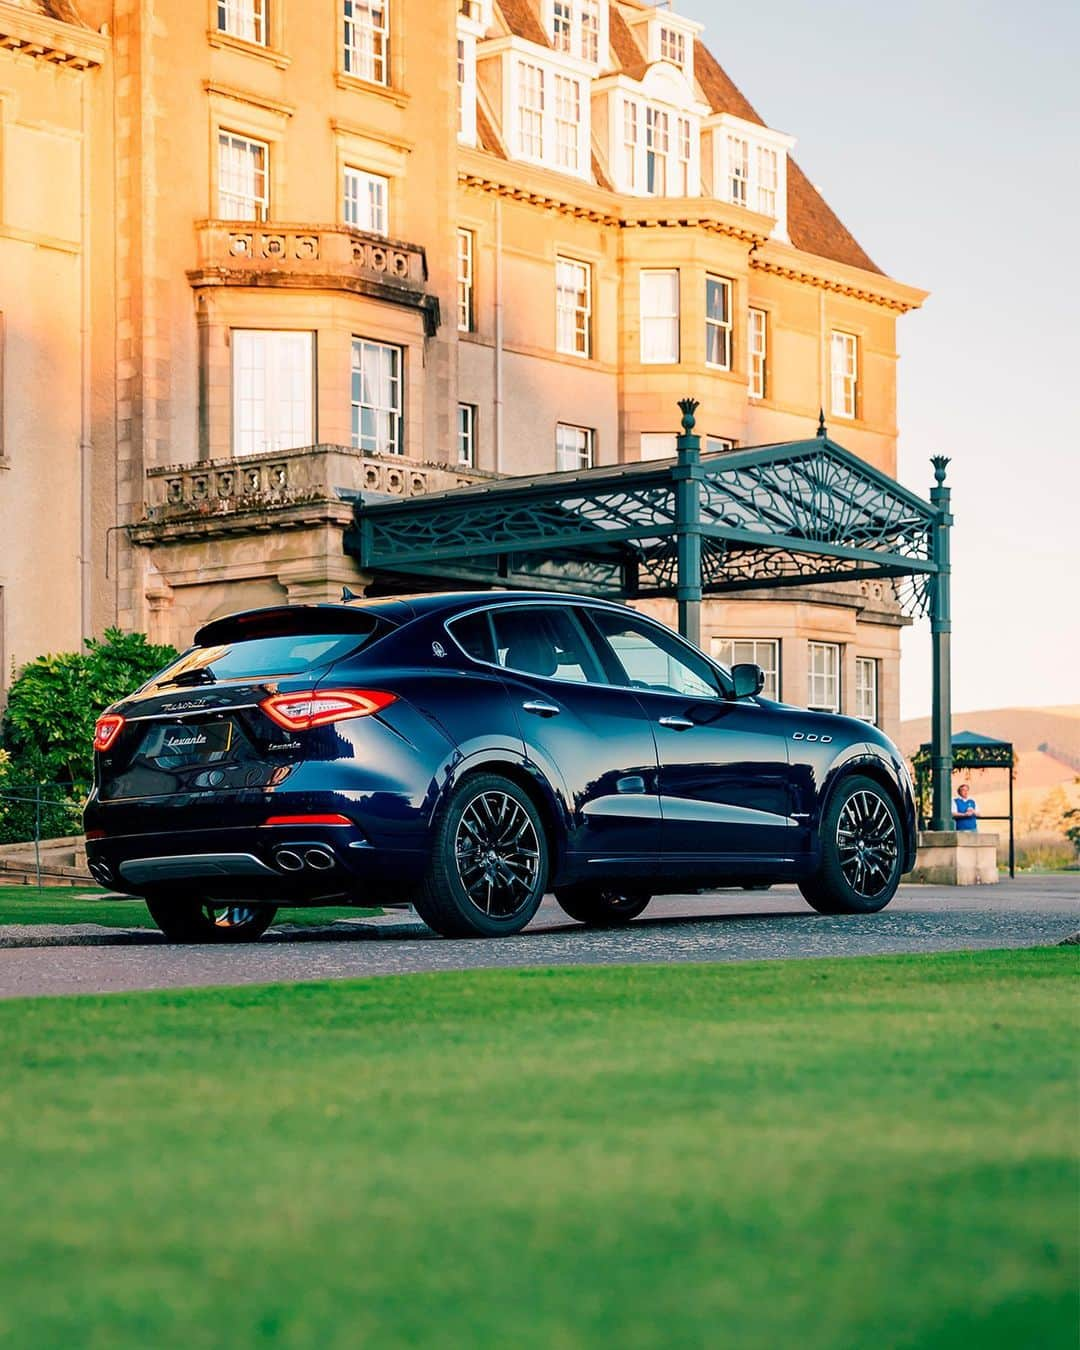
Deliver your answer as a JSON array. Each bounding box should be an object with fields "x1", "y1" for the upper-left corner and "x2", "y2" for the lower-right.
[{"x1": 144, "y1": 720, "x2": 235, "y2": 763}]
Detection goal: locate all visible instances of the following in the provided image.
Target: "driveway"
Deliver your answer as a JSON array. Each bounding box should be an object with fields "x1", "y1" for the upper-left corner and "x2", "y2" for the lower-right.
[{"x1": 1, "y1": 875, "x2": 1076, "y2": 999}]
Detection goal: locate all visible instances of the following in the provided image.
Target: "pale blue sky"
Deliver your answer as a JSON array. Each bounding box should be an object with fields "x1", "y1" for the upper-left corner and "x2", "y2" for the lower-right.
[{"x1": 677, "y1": 0, "x2": 1080, "y2": 718}]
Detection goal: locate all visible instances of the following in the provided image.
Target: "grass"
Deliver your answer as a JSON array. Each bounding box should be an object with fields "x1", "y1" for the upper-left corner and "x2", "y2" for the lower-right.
[
  {"x1": 0, "y1": 949, "x2": 1076, "y2": 1348},
  {"x1": 0, "y1": 884, "x2": 379, "y2": 929}
]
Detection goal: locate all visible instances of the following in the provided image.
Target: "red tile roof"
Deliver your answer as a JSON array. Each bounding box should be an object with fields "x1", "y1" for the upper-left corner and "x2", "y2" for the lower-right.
[
  {"x1": 476, "y1": 102, "x2": 507, "y2": 159},
  {"x1": 498, "y1": 0, "x2": 549, "y2": 47}
]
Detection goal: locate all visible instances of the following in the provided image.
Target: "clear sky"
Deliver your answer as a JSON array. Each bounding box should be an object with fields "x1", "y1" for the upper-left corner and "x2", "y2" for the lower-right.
[{"x1": 677, "y1": 0, "x2": 1080, "y2": 719}]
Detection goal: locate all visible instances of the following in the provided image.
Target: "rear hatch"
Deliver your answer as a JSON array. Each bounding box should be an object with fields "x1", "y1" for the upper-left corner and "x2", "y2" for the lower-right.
[{"x1": 95, "y1": 605, "x2": 395, "y2": 814}]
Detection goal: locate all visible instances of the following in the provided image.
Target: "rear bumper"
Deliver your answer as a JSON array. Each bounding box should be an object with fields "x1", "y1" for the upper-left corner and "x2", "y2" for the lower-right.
[{"x1": 85, "y1": 823, "x2": 428, "y2": 903}]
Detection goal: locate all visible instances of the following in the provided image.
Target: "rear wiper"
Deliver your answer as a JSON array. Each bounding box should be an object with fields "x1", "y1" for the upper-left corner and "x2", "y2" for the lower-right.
[{"x1": 169, "y1": 668, "x2": 217, "y2": 687}]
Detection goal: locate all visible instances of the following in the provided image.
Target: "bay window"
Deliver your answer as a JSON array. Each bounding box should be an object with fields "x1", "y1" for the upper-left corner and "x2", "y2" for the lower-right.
[
  {"x1": 351, "y1": 338, "x2": 402, "y2": 455},
  {"x1": 808, "y1": 642, "x2": 840, "y2": 714},
  {"x1": 713, "y1": 638, "x2": 779, "y2": 699},
  {"x1": 705, "y1": 275, "x2": 733, "y2": 370},
  {"x1": 640, "y1": 269, "x2": 679, "y2": 364},
  {"x1": 232, "y1": 330, "x2": 313, "y2": 456}
]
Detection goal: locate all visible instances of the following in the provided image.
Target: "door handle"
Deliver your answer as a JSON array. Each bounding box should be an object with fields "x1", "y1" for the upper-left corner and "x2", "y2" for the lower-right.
[
  {"x1": 522, "y1": 700, "x2": 560, "y2": 718},
  {"x1": 658, "y1": 715, "x2": 694, "y2": 731}
]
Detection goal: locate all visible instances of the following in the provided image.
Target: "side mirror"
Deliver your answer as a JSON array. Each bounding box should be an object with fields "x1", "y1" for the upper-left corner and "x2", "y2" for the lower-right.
[{"x1": 731, "y1": 662, "x2": 765, "y2": 699}]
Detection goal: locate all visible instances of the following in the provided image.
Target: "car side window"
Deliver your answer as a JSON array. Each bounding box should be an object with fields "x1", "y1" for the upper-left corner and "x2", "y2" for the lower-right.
[
  {"x1": 586, "y1": 610, "x2": 722, "y2": 699},
  {"x1": 447, "y1": 611, "x2": 495, "y2": 664},
  {"x1": 490, "y1": 606, "x2": 601, "y2": 684}
]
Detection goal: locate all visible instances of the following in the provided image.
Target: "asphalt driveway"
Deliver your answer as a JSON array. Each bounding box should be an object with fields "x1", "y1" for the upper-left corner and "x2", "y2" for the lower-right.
[{"x1": 0, "y1": 874, "x2": 1076, "y2": 999}]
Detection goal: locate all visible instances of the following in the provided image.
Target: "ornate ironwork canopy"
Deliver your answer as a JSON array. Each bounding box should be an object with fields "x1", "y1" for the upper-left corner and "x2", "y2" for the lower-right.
[{"x1": 348, "y1": 434, "x2": 939, "y2": 616}]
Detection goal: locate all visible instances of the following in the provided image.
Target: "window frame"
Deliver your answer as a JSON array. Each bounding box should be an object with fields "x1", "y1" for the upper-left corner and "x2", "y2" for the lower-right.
[
  {"x1": 457, "y1": 402, "x2": 476, "y2": 467},
  {"x1": 727, "y1": 134, "x2": 749, "y2": 208},
  {"x1": 457, "y1": 228, "x2": 475, "y2": 333},
  {"x1": 855, "y1": 656, "x2": 879, "y2": 725},
  {"x1": 705, "y1": 274, "x2": 733, "y2": 371},
  {"x1": 343, "y1": 0, "x2": 389, "y2": 86},
  {"x1": 830, "y1": 330, "x2": 859, "y2": 420},
  {"x1": 342, "y1": 166, "x2": 389, "y2": 236},
  {"x1": 659, "y1": 25, "x2": 685, "y2": 67},
  {"x1": 553, "y1": 73, "x2": 581, "y2": 170},
  {"x1": 581, "y1": 606, "x2": 727, "y2": 701},
  {"x1": 231, "y1": 328, "x2": 315, "y2": 457},
  {"x1": 488, "y1": 605, "x2": 606, "y2": 686},
  {"x1": 807, "y1": 641, "x2": 841, "y2": 714},
  {"x1": 516, "y1": 59, "x2": 545, "y2": 160},
  {"x1": 712, "y1": 637, "x2": 780, "y2": 700},
  {"x1": 640, "y1": 268, "x2": 680, "y2": 365},
  {"x1": 748, "y1": 306, "x2": 767, "y2": 400},
  {"x1": 216, "y1": 0, "x2": 268, "y2": 46},
  {"x1": 555, "y1": 256, "x2": 592, "y2": 358},
  {"x1": 555, "y1": 422, "x2": 594, "y2": 471},
  {"x1": 217, "y1": 129, "x2": 270, "y2": 221},
  {"x1": 350, "y1": 337, "x2": 404, "y2": 456}
]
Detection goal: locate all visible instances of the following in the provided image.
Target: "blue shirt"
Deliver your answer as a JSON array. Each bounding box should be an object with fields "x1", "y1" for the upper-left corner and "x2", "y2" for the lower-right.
[{"x1": 954, "y1": 796, "x2": 978, "y2": 831}]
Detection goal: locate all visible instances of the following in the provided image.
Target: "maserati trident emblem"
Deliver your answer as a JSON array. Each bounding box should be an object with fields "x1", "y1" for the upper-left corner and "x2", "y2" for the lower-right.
[{"x1": 431, "y1": 640, "x2": 447, "y2": 658}]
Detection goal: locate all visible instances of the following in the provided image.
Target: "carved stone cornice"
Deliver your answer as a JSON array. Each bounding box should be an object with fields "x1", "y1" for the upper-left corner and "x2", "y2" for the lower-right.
[{"x1": 0, "y1": 3, "x2": 108, "y2": 67}]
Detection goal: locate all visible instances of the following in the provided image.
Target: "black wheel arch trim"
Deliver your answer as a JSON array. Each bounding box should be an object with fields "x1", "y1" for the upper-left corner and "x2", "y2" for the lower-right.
[{"x1": 818, "y1": 748, "x2": 917, "y2": 871}]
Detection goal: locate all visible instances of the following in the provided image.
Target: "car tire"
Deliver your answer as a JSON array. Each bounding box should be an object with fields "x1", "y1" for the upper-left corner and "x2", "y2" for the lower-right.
[
  {"x1": 554, "y1": 886, "x2": 651, "y2": 926},
  {"x1": 412, "y1": 773, "x2": 549, "y2": 938},
  {"x1": 799, "y1": 774, "x2": 903, "y2": 915},
  {"x1": 145, "y1": 897, "x2": 278, "y2": 943}
]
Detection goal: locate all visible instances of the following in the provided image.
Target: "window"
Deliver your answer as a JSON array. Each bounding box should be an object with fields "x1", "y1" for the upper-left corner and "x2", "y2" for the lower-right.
[
  {"x1": 457, "y1": 229, "x2": 474, "y2": 332},
  {"x1": 343, "y1": 0, "x2": 388, "y2": 85},
  {"x1": 588, "y1": 610, "x2": 720, "y2": 699},
  {"x1": 556, "y1": 423, "x2": 593, "y2": 471},
  {"x1": 517, "y1": 61, "x2": 545, "y2": 159},
  {"x1": 748, "y1": 308, "x2": 767, "y2": 399},
  {"x1": 855, "y1": 657, "x2": 878, "y2": 724},
  {"x1": 674, "y1": 117, "x2": 692, "y2": 195},
  {"x1": 343, "y1": 168, "x2": 388, "y2": 235},
  {"x1": 218, "y1": 131, "x2": 268, "y2": 220},
  {"x1": 713, "y1": 638, "x2": 779, "y2": 699},
  {"x1": 581, "y1": 0, "x2": 599, "y2": 62},
  {"x1": 457, "y1": 403, "x2": 476, "y2": 466},
  {"x1": 830, "y1": 331, "x2": 858, "y2": 419},
  {"x1": 727, "y1": 134, "x2": 749, "y2": 207},
  {"x1": 645, "y1": 106, "x2": 669, "y2": 195},
  {"x1": 217, "y1": 0, "x2": 267, "y2": 45},
  {"x1": 705, "y1": 435, "x2": 736, "y2": 452},
  {"x1": 447, "y1": 610, "x2": 495, "y2": 664},
  {"x1": 622, "y1": 101, "x2": 638, "y2": 190},
  {"x1": 351, "y1": 339, "x2": 402, "y2": 455},
  {"x1": 552, "y1": 0, "x2": 572, "y2": 51},
  {"x1": 705, "y1": 275, "x2": 733, "y2": 370},
  {"x1": 757, "y1": 145, "x2": 778, "y2": 217},
  {"x1": 808, "y1": 642, "x2": 840, "y2": 713},
  {"x1": 492, "y1": 606, "x2": 601, "y2": 684},
  {"x1": 232, "y1": 330, "x2": 314, "y2": 456},
  {"x1": 640, "y1": 433, "x2": 676, "y2": 459},
  {"x1": 640, "y1": 269, "x2": 679, "y2": 364},
  {"x1": 556, "y1": 257, "x2": 591, "y2": 357},
  {"x1": 659, "y1": 25, "x2": 685, "y2": 67},
  {"x1": 457, "y1": 38, "x2": 466, "y2": 135},
  {"x1": 554, "y1": 75, "x2": 580, "y2": 169}
]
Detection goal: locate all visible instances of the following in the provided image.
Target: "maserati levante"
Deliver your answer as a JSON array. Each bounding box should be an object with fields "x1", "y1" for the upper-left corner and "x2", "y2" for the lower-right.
[{"x1": 84, "y1": 592, "x2": 916, "y2": 941}]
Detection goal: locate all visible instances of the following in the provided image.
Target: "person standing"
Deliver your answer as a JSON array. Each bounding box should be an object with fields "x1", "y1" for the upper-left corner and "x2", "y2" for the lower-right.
[{"x1": 953, "y1": 782, "x2": 978, "y2": 831}]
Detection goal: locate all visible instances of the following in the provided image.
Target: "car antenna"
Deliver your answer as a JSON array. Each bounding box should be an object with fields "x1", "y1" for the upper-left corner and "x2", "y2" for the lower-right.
[{"x1": 341, "y1": 585, "x2": 359, "y2": 602}]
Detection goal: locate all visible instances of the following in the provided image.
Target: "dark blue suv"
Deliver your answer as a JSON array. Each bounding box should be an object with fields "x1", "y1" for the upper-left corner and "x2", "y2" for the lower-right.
[{"x1": 84, "y1": 592, "x2": 916, "y2": 941}]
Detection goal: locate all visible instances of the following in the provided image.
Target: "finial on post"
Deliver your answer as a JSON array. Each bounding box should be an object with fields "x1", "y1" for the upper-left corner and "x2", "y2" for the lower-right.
[
  {"x1": 931, "y1": 455, "x2": 951, "y2": 486},
  {"x1": 678, "y1": 397, "x2": 699, "y2": 434},
  {"x1": 816, "y1": 408, "x2": 827, "y2": 438}
]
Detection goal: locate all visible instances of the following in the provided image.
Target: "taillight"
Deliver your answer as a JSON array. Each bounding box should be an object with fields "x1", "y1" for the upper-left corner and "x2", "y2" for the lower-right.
[
  {"x1": 259, "y1": 689, "x2": 397, "y2": 732},
  {"x1": 263, "y1": 814, "x2": 353, "y2": 826},
  {"x1": 93, "y1": 713, "x2": 125, "y2": 753}
]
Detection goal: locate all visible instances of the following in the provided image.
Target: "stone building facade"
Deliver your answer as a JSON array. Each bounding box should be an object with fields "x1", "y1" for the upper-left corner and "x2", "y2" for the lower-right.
[{"x1": 0, "y1": 0, "x2": 926, "y2": 737}]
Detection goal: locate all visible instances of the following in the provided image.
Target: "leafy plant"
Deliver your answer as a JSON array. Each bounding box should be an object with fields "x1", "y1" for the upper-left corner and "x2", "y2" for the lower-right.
[{"x1": 2, "y1": 629, "x2": 176, "y2": 801}]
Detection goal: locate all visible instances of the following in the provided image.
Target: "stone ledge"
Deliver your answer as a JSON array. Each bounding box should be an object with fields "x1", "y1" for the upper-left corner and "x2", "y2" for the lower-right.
[{"x1": 907, "y1": 831, "x2": 999, "y2": 886}]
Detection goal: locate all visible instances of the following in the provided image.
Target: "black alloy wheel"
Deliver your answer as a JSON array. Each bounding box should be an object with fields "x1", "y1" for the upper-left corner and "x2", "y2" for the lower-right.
[
  {"x1": 554, "y1": 886, "x2": 651, "y2": 926},
  {"x1": 412, "y1": 773, "x2": 548, "y2": 938},
  {"x1": 145, "y1": 897, "x2": 278, "y2": 943},
  {"x1": 799, "y1": 773, "x2": 902, "y2": 915}
]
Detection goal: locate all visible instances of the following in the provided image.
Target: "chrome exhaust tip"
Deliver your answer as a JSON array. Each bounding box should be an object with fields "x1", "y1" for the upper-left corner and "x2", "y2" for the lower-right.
[
  {"x1": 275, "y1": 849, "x2": 304, "y2": 873},
  {"x1": 304, "y1": 848, "x2": 335, "y2": 871},
  {"x1": 89, "y1": 860, "x2": 113, "y2": 885}
]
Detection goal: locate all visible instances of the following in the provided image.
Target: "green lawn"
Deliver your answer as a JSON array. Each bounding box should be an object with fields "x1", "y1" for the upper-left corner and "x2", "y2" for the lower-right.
[
  {"x1": 0, "y1": 884, "x2": 379, "y2": 929},
  {"x1": 1, "y1": 950, "x2": 1076, "y2": 1348}
]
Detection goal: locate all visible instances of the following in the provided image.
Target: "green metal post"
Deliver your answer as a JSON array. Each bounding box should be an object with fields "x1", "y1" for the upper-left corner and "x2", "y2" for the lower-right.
[
  {"x1": 675, "y1": 398, "x2": 703, "y2": 645},
  {"x1": 929, "y1": 456, "x2": 953, "y2": 831}
]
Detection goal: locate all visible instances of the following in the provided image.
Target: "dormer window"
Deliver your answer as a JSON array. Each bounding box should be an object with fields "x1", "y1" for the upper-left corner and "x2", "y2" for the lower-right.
[
  {"x1": 645, "y1": 107, "x2": 668, "y2": 195},
  {"x1": 659, "y1": 25, "x2": 685, "y2": 68},
  {"x1": 613, "y1": 91, "x2": 700, "y2": 197},
  {"x1": 457, "y1": 0, "x2": 487, "y2": 146},
  {"x1": 709, "y1": 113, "x2": 796, "y2": 239},
  {"x1": 518, "y1": 61, "x2": 545, "y2": 158},
  {"x1": 490, "y1": 43, "x2": 591, "y2": 179},
  {"x1": 543, "y1": 0, "x2": 606, "y2": 67}
]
